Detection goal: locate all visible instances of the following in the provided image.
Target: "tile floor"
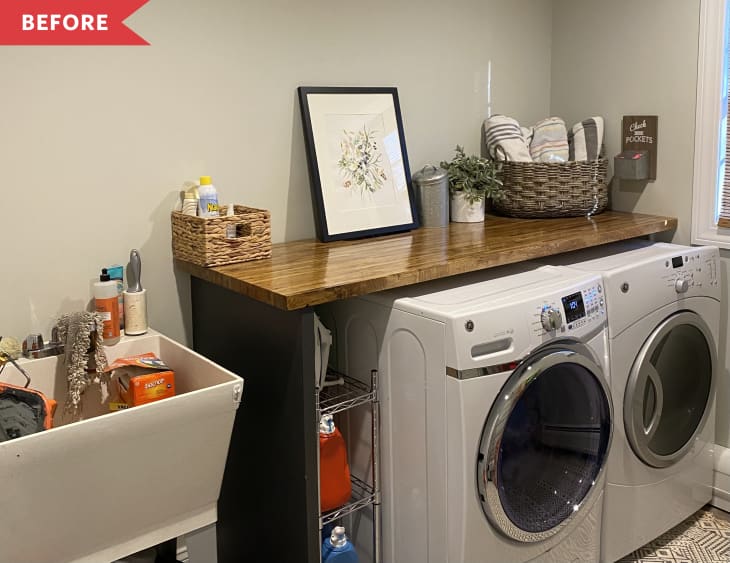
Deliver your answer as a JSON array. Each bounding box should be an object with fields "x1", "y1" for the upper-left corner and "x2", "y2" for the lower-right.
[{"x1": 618, "y1": 505, "x2": 730, "y2": 563}]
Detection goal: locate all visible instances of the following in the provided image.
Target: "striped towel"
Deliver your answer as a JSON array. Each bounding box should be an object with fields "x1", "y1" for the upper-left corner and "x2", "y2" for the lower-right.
[
  {"x1": 568, "y1": 117, "x2": 604, "y2": 161},
  {"x1": 484, "y1": 115, "x2": 532, "y2": 162},
  {"x1": 530, "y1": 117, "x2": 569, "y2": 162},
  {"x1": 521, "y1": 126, "x2": 534, "y2": 148}
]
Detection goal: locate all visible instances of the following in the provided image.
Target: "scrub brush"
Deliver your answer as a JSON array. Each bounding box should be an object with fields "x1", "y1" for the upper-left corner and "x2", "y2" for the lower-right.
[
  {"x1": 0, "y1": 336, "x2": 31, "y2": 388},
  {"x1": 0, "y1": 336, "x2": 21, "y2": 360}
]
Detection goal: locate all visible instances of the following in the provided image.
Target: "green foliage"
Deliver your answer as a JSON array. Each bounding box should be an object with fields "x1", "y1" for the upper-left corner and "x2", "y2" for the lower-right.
[{"x1": 439, "y1": 146, "x2": 504, "y2": 204}]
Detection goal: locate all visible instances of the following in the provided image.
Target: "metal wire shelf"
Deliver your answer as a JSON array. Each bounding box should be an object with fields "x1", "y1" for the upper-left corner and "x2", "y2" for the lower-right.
[
  {"x1": 320, "y1": 474, "x2": 376, "y2": 527},
  {"x1": 315, "y1": 367, "x2": 381, "y2": 562},
  {"x1": 318, "y1": 371, "x2": 376, "y2": 416}
]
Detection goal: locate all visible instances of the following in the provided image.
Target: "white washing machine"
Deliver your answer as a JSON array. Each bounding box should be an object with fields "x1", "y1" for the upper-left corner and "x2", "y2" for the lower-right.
[
  {"x1": 318, "y1": 262, "x2": 613, "y2": 563},
  {"x1": 543, "y1": 241, "x2": 720, "y2": 562}
]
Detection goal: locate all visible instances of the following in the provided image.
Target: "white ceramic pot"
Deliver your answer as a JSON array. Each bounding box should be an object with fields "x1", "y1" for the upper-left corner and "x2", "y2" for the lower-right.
[{"x1": 450, "y1": 192, "x2": 485, "y2": 223}]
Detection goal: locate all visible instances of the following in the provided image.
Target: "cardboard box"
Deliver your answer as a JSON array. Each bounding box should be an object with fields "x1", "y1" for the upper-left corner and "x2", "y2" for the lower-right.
[{"x1": 108, "y1": 352, "x2": 176, "y2": 406}]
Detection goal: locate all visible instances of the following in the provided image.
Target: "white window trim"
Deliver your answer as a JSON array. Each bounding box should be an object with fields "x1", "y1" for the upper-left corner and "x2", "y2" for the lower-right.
[{"x1": 692, "y1": 0, "x2": 730, "y2": 248}]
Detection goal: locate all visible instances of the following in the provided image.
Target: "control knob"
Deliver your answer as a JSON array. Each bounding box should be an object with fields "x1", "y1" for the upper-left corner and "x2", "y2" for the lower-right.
[
  {"x1": 675, "y1": 278, "x2": 689, "y2": 293},
  {"x1": 541, "y1": 307, "x2": 563, "y2": 331}
]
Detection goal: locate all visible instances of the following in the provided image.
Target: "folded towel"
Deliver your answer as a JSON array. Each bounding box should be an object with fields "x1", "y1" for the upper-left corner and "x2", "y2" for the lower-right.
[
  {"x1": 530, "y1": 117, "x2": 569, "y2": 162},
  {"x1": 484, "y1": 115, "x2": 532, "y2": 162},
  {"x1": 568, "y1": 117, "x2": 604, "y2": 161},
  {"x1": 521, "y1": 126, "x2": 534, "y2": 148},
  {"x1": 57, "y1": 311, "x2": 108, "y2": 417}
]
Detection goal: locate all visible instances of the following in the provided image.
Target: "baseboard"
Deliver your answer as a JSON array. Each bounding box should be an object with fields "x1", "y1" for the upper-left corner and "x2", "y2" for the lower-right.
[{"x1": 712, "y1": 443, "x2": 730, "y2": 512}]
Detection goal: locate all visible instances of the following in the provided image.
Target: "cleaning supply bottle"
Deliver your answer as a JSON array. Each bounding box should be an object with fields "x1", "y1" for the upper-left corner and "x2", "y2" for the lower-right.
[
  {"x1": 319, "y1": 414, "x2": 352, "y2": 512},
  {"x1": 197, "y1": 175, "x2": 219, "y2": 218},
  {"x1": 321, "y1": 526, "x2": 359, "y2": 563},
  {"x1": 123, "y1": 249, "x2": 148, "y2": 336},
  {"x1": 106, "y1": 264, "x2": 125, "y2": 330},
  {"x1": 182, "y1": 185, "x2": 199, "y2": 216},
  {"x1": 94, "y1": 268, "x2": 120, "y2": 345}
]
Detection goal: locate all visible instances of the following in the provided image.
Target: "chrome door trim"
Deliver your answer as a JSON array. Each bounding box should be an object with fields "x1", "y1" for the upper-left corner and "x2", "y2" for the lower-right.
[
  {"x1": 624, "y1": 310, "x2": 716, "y2": 468},
  {"x1": 476, "y1": 342, "x2": 613, "y2": 543}
]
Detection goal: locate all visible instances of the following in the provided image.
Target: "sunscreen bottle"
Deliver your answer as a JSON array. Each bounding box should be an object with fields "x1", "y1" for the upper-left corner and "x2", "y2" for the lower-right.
[{"x1": 94, "y1": 268, "x2": 121, "y2": 345}]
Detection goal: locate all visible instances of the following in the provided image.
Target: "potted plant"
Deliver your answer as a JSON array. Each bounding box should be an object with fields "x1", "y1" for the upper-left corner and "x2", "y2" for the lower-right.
[{"x1": 440, "y1": 145, "x2": 504, "y2": 222}]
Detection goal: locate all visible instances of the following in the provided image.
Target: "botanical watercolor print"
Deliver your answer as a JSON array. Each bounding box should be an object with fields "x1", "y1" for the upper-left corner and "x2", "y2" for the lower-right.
[{"x1": 337, "y1": 125, "x2": 388, "y2": 195}]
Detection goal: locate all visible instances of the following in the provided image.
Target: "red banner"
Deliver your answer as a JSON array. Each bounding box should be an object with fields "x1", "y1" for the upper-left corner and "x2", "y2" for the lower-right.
[{"x1": 0, "y1": 0, "x2": 149, "y2": 45}]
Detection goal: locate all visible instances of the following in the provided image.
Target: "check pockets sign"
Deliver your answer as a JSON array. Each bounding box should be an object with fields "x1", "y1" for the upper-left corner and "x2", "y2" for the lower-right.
[{"x1": 0, "y1": 0, "x2": 149, "y2": 45}]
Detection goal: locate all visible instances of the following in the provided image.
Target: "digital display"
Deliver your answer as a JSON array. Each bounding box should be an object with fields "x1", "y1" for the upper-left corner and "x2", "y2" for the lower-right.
[
  {"x1": 671, "y1": 256, "x2": 684, "y2": 268},
  {"x1": 561, "y1": 292, "x2": 586, "y2": 323}
]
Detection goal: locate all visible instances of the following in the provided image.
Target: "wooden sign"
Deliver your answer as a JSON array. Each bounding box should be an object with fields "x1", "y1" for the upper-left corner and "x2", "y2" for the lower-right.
[{"x1": 622, "y1": 115, "x2": 658, "y2": 180}]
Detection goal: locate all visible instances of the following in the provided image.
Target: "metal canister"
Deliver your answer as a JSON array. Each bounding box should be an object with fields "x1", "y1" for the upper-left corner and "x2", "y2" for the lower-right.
[{"x1": 412, "y1": 165, "x2": 449, "y2": 228}]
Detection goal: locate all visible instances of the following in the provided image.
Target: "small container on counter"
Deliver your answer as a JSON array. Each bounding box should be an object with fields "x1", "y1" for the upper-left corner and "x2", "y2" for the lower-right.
[{"x1": 412, "y1": 165, "x2": 449, "y2": 228}]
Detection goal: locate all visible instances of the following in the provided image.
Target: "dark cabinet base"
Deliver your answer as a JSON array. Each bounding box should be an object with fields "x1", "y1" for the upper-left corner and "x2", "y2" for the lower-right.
[{"x1": 191, "y1": 277, "x2": 319, "y2": 562}]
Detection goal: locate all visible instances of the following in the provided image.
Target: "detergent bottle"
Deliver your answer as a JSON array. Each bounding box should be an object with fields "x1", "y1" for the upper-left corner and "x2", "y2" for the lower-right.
[
  {"x1": 321, "y1": 526, "x2": 359, "y2": 563},
  {"x1": 319, "y1": 414, "x2": 352, "y2": 512}
]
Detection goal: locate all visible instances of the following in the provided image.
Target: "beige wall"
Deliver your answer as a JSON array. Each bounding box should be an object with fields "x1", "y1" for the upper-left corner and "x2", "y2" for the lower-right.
[
  {"x1": 552, "y1": 0, "x2": 730, "y2": 447},
  {"x1": 0, "y1": 0, "x2": 552, "y2": 345},
  {"x1": 551, "y1": 0, "x2": 699, "y2": 245}
]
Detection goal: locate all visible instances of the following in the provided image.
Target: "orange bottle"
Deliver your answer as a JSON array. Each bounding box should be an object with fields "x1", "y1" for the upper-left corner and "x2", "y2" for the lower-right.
[
  {"x1": 94, "y1": 268, "x2": 120, "y2": 345},
  {"x1": 319, "y1": 414, "x2": 352, "y2": 512}
]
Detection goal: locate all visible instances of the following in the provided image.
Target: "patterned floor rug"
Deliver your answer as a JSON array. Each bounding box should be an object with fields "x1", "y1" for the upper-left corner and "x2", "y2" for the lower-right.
[{"x1": 617, "y1": 508, "x2": 730, "y2": 563}]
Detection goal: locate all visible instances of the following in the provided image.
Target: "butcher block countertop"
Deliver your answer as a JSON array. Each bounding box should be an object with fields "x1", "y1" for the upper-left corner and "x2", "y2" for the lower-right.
[{"x1": 175, "y1": 210, "x2": 677, "y2": 311}]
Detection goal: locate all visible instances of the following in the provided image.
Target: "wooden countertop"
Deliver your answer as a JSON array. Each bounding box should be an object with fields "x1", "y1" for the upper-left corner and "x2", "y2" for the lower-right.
[{"x1": 175, "y1": 211, "x2": 677, "y2": 311}]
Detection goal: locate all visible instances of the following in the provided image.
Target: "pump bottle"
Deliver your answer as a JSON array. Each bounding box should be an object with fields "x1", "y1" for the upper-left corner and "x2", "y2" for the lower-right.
[{"x1": 94, "y1": 268, "x2": 121, "y2": 345}]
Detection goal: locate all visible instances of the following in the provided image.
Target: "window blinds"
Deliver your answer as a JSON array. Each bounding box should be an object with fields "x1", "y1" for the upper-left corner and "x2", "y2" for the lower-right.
[
  {"x1": 721, "y1": 39, "x2": 730, "y2": 229},
  {"x1": 720, "y1": 90, "x2": 730, "y2": 227}
]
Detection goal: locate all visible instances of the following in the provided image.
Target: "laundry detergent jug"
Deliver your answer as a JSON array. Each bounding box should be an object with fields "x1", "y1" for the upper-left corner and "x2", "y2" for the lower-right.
[
  {"x1": 322, "y1": 526, "x2": 359, "y2": 563},
  {"x1": 319, "y1": 414, "x2": 352, "y2": 512}
]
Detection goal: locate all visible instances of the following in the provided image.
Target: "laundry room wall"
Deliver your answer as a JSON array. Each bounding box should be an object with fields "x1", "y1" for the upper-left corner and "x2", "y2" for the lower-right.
[
  {"x1": 7, "y1": 0, "x2": 725, "y2": 449},
  {"x1": 551, "y1": 0, "x2": 730, "y2": 449},
  {"x1": 0, "y1": 0, "x2": 553, "y2": 347}
]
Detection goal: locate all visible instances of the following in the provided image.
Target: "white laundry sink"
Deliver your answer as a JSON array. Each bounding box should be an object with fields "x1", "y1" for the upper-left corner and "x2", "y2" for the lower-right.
[{"x1": 0, "y1": 330, "x2": 243, "y2": 563}]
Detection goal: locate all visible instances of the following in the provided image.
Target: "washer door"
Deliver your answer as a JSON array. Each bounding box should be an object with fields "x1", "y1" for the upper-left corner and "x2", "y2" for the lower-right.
[
  {"x1": 476, "y1": 343, "x2": 612, "y2": 543},
  {"x1": 624, "y1": 310, "x2": 716, "y2": 468}
]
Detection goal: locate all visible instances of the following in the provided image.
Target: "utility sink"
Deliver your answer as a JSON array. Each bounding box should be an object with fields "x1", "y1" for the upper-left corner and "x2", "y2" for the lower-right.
[{"x1": 0, "y1": 330, "x2": 243, "y2": 563}]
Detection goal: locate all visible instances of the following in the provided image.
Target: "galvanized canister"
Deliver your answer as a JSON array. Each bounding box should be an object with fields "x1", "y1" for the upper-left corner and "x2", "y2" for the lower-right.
[{"x1": 412, "y1": 165, "x2": 449, "y2": 228}]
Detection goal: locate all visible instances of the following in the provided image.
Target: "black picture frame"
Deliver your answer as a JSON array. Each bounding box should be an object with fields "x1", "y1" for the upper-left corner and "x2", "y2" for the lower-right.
[{"x1": 297, "y1": 86, "x2": 419, "y2": 242}]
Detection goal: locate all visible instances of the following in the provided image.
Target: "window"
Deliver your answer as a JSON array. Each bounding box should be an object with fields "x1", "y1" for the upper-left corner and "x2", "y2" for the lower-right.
[{"x1": 692, "y1": 0, "x2": 730, "y2": 248}]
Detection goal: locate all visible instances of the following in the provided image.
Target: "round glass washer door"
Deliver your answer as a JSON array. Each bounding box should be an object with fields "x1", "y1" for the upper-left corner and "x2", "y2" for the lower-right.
[
  {"x1": 476, "y1": 342, "x2": 612, "y2": 543},
  {"x1": 624, "y1": 311, "x2": 716, "y2": 468}
]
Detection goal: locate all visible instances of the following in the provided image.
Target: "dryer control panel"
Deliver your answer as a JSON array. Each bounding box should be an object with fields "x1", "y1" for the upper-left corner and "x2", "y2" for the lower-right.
[
  {"x1": 600, "y1": 245, "x2": 721, "y2": 337},
  {"x1": 531, "y1": 280, "x2": 606, "y2": 338},
  {"x1": 663, "y1": 250, "x2": 719, "y2": 293}
]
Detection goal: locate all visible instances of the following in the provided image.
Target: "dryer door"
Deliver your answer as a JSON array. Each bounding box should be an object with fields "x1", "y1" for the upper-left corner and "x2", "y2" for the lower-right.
[
  {"x1": 624, "y1": 310, "x2": 716, "y2": 468},
  {"x1": 476, "y1": 343, "x2": 612, "y2": 543}
]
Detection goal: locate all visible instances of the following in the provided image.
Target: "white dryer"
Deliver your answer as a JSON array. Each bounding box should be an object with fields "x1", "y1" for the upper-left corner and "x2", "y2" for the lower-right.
[
  {"x1": 319, "y1": 262, "x2": 613, "y2": 563},
  {"x1": 544, "y1": 241, "x2": 720, "y2": 562}
]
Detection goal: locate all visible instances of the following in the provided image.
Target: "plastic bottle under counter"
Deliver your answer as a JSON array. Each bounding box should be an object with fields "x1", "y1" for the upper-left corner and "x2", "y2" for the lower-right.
[{"x1": 319, "y1": 414, "x2": 351, "y2": 512}]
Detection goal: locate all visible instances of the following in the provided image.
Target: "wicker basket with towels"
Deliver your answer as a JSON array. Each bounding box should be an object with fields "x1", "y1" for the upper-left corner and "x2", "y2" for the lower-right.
[{"x1": 485, "y1": 114, "x2": 608, "y2": 218}]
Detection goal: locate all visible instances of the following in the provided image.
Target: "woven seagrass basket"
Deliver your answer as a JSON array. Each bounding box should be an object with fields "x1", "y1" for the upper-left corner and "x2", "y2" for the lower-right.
[
  {"x1": 493, "y1": 157, "x2": 608, "y2": 218},
  {"x1": 171, "y1": 205, "x2": 271, "y2": 267}
]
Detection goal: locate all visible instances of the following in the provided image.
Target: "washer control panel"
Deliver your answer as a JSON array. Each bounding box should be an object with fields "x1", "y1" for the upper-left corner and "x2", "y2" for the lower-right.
[{"x1": 532, "y1": 281, "x2": 605, "y2": 337}]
